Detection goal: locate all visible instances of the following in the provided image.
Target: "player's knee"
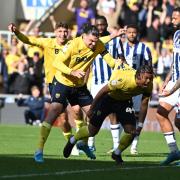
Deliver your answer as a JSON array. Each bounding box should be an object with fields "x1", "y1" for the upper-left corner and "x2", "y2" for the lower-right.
[
  {"x1": 88, "y1": 124, "x2": 99, "y2": 137},
  {"x1": 156, "y1": 105, "x2": 169, "y2": 119}
]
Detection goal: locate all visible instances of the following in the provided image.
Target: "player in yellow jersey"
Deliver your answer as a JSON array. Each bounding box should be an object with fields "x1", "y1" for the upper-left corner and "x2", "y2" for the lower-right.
[
  {"x1": 8, "y1": 22, "x2": 81, "y2": 161},
  {"x1": 63, "y1": 63, "x2": 153, "y2": 164},
  {"x1": 32, "y1": 24, "x2": 125, "y2": 161}
]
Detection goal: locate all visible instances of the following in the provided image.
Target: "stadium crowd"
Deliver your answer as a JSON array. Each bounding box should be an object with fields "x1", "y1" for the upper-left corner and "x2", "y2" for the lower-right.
[{"x1": 0, "y1": 0, "x2": 180, "y2": 165}]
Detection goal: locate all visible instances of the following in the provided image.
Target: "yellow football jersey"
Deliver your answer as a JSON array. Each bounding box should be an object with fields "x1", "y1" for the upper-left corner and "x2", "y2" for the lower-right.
[
  {"x1": 16, "y1": 32, "x2": 66, "y2": 83},
  {"x1": 108, "y1": 63, "x2": 153, "y2": 101},
  {"x1": 53, "y1": 36, "x2": 115, "y2": 87}
]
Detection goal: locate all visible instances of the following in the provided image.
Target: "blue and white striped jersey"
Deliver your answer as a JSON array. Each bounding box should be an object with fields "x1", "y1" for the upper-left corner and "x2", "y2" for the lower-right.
[
  {"x1": 92, "y1": 37, "x2": 120, "y2": 85},
  {"x1": 172, "y1": 30, "x2": 180, "y2": 82},
  {"x1": 118, "y1": 41, "x2": 152, "y2": 69}
]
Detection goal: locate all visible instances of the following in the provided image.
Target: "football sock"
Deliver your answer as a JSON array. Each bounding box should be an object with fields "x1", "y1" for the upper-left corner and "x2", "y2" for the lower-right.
[
  {"x1": 74, "y1": 126, "x2": 89, "y2": 141},
  {"x1": 75, "y1": 119, "x2": 84, "y2": 132},
  {"x1": 88, "y1": 136, "x2": 95, "y2": 147},
  {"x1": 110, "y1": 123, "x2": 121, "y2": 149},
  {"x1": 118, "y1": 132, "x2": 134, "y2": 152},
  {"x1": 131, "y1": 135, "x2": 139, "y2": 149},
  {"x1": 38, "y1": 121, "x2": 52, "y2": 151},
  {"x1": 164, "y1": 132, "x2": 179, "y2": 153}
]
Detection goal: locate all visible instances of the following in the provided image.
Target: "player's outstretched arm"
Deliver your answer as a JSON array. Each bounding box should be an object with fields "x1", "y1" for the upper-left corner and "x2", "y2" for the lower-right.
[
  {"x1": 136, "y1": 96, "x2": 149, "y2": 135},
  {"x1": 8, "y1": 23, "x2": 38, "y2": 46}
]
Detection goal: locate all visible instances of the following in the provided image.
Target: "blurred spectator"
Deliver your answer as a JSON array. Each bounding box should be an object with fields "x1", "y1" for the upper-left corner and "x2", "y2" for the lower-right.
[
  {"x1": 0, "y1": 48, "x2": 8, "y2": 93},
  {"x1": 146, "y1": 2, "x2": 162, "y2": 54},
  {"x1": 156, "y1": 48, "x2": 172, "y2": 81},
  {"x1": 8, "y1": 60, "x2": 34, "y2": 94},
  {"x1": 160, "y1": 15, "x2": 174, "y2": 40},
  {"x1": 118, "y1": 1, "x2": 139, "y2": 26},
  {"x1": 97, "y1": 0, "x2": 123, "y2": 28},
  {"x1": 67, "y1": 0, "x2": 95, "y2": 36},
  {"x1": 138, "y1": 0, "x2": 149, "y2": 38},
  {"x1": 27, "y1": 52, "x2": 44, "y2": 93},
  {"x1": 5, "y1": 46, "x2": 21, "y2": 74},
  {"x1": 16, "y1": 86, "x2": 46, "y2": 126}
]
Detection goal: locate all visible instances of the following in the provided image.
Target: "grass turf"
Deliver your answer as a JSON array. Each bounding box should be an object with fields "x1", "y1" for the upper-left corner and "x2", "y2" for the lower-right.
[{"x1": 0, "y1": 125, "x2": 179, "y2": 180}]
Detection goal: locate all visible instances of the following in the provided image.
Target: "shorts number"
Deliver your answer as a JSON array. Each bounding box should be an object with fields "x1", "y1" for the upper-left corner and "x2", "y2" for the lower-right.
[{"x1": 126, "y1": 107, "x2": 135, "y2": 114}]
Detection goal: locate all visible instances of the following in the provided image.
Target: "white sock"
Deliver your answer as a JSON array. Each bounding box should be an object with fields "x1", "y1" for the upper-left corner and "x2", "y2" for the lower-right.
[
  {"x1": 110, "y1": 123, "x2": 122, "y2": 149},
  {"x1": 88, "y1": 136, "x2": 95, "y2": 147},
  {"x1": 164, "y1": 132, "x2": 179, "y2": 153},
  {"x1": 131, "y1": 135, "x2": 139, "y2": 150}
]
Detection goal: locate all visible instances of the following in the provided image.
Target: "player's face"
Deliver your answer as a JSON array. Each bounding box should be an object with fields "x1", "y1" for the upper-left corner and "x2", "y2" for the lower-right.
[
  {"x1": 172, "y1": 11, "x2": 180, "y2": 29},
  {"x1": 83, "y1": 34, "x2": 99, "y2": 50},
  {"x1": 95, "y1": 19, "x2": 107, "y2": 35},
  {"x1": 55, "y1": 27, "x2": 68, "y2": 44},
  {"x1": 138, "y1": 73, "x2": 153, "y2": 88},
  {"x1": 126, "y1": 28, "x2": 138, "y2": 43}
]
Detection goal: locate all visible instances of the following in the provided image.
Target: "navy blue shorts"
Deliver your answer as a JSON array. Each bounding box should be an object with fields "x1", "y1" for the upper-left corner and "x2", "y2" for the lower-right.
[
  {"x1": 48, "y1": 83, "x2": 53, "y2": 97},
  {"x1": 90, "y1": 95, "x2": 136, "y2": 128},
  {"x1": 51, "y1": 78, "x2": 93, "y2": 107}
]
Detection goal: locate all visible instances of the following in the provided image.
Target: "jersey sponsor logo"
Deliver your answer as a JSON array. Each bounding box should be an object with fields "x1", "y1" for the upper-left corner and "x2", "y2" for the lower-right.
[
  {"x1": 126, "y1": 107, "x2": 135, "y2": 114},
  {"x1": 75, "y1": 56, "x2": 91, "y2": 63}
]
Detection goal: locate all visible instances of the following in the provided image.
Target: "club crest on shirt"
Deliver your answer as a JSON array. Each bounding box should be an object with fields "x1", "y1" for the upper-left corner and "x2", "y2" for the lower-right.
[
  {"x1": 110, "y1": 79, "x2": 122, "y2": 86},
  {"x1": 55, "y1": 93, "x2": 60, "y2": 98}
]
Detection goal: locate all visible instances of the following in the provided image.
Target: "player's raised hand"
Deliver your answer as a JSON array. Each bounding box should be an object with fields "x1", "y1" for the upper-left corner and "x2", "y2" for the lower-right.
[
  {"x1": 159, "y1": 89, "x2": 171, "y2": 98},
  {"x1": 159, "y1": 81, "x2": 168, "y2": 94},
  {"x1": 70, "y1": 70, "x2": 85, "y2": 78},
  {"x1": 8, "y1": 23, "x2": 16, "y2": 33}
]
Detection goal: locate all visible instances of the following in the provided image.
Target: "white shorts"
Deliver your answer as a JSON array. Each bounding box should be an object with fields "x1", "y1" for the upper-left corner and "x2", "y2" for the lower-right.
[
  {"x1": 159, "y1": 81, "x2": 180, "y2": 107},
  {"x1": 90, "y1": 82, "x2": 107, "y2": 98},
  {"x1": 132, "y1": 94, "x2": 142, "y2": 112}
]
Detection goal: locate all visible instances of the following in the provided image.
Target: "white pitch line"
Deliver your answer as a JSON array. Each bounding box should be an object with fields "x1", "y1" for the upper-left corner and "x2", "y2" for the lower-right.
[{"x1": 0, "y1": 165, "x2": 177, "y2": 179}]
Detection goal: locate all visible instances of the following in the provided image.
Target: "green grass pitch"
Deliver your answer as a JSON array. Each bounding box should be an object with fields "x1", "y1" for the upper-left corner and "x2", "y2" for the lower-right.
[{"x1": 0, "y1": 125, "x2": 179, "y2": 180}]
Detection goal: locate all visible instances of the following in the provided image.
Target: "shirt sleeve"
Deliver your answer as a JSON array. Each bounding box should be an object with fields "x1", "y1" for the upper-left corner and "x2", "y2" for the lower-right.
[
  {"x1": 99, "y1": 36, "x2": 111, "y2": 44},
  {"x1": 53, "y1": 42, "x2": 73, "y2": 75},
  {"x1": 98, "y1": 41, "x2": 115, "y2": 68},
  {"x1": 144, "y1": 46, "x2": 152, "y2": 65},
  {"x1": 15, "y1": 31, "x2": 45, "y2": 47},
  {"x1": 108, "y1": 75, "x2": 123, "y2": 91}
]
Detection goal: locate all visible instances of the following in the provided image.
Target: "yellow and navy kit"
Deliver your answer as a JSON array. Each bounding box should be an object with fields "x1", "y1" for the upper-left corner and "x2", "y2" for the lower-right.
[
  {"x1": 53, "y1": 36, "x2": 116, "y2": 87},
  {"x1": 15, "y1": 32, "x2": 66, "y2": 84},
  {"x1": 108, "y1": 63, "x2": 153, "y2": 101}
]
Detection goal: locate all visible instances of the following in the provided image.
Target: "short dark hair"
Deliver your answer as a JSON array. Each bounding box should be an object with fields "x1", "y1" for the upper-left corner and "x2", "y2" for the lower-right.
[
  {"x1": 135, "y1": 65, "x2": 154, "y2": 78},
  {"x1": 127, "y1": 24, "x2": 139, "y2": 31},
  {"x1": 96, "y1": 15, "x2": 108, "y2": 25},
  {"x1": 55, "y1": 22, "x2": 69, "y2": 30},
  {"x1": 82, "y1": 24, "x2": 99, "y2": 37},
  {"x1": 173, "y1": 7, "x2": 180, "y2": 13}
]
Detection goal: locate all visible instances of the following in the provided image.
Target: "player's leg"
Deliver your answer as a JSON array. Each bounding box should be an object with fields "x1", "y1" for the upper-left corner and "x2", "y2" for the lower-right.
[
  {"x1": 63, "y1": 93, "x2": 111, "y2": 159},
  {"x1": 71, "y1": 104, "x2": 84, "y2": 132},
  {"x1": 130, "y1": 95, "x2": 142, "y2": 155},
  {"x1": 112, "y1": 101, "x2": 136, "y2": 164},
  {"x1": 156, "y1": 85, "x2": 180, "y2": 165},
  {"x1": 34, "y1": 80, "x2": 68, "y2": 162},
  {"x1": 108, "y1": 113, "x2": 122, "y2": 153},
  {"x1": 24, "y1": 110, "x2": 35, "y2": 125},
  {"x1": 175, "y1": 103, "x2": 180, "y2": 131}
]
